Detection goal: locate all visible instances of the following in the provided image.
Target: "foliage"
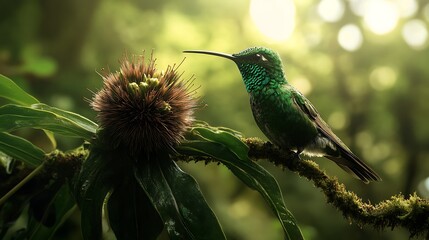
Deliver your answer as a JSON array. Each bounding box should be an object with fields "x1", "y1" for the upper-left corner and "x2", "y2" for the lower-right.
[
  {"x1": 178, "y1": 124, "x2": 303, "y2": 239},
  {"x1": 0, "y1": 75, "x2": 302, "y2": 239},
  {"x1": 2, "y1": 1, "x2": 429, "y2": 239},
  {"x1": 1, "y1": 73, "x2": 427, "y2": 239}
]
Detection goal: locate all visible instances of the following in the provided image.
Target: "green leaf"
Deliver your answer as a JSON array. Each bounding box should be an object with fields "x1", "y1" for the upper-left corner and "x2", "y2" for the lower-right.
[
  {"x1": 25, "y1": 184, "x2": 76, "y2": 240},
  {"x1": 188, "y1": 126, "x2": 249, "y2": 161},
  {"x1": 178, "y1": 127, "x2": 304, "y2": 240},
  {"x1": 75, "y1": 149, "x2": 114, "y2": 240},
  {"x1": 0, "y1": 75, "x2": 57, "y2": 148},
  {"x1": 32, "y1": 103, "x2": 98, "y2": 135},
  {"x1": 134, "y1": 156, "x2": 226, "y2": 240},
  {"x1": 107, "y1": 177, "x2": 163, "y2": 240},
  {"x1": 0, "y1": 104, "x2": 95, "y2": 140},
  {"x1": 43, "y1": 131, "x2": 57, "y2": 149},
  {"x1": 0, "y1": 74, "x2": 39, "y2": 106},
  {"x1": 0, "y1": 132, "x2": 44, "y2": 167}
]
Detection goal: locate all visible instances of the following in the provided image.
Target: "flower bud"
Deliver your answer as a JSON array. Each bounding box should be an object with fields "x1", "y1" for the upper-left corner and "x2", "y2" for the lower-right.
[{"x1": 91, "y1": 53, "x2": 197, "y2": 155}]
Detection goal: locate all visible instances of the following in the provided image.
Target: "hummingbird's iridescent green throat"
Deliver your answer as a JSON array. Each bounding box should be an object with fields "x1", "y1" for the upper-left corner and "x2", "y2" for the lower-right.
[{"x1": 184, "y1": 47, "x2": 381, "y2": 183}]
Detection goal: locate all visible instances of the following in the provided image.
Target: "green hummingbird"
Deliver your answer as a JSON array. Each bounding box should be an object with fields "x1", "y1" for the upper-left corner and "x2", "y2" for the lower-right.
[{"x1": 184, "y1": 47, "x2": 381, "y2": 183}]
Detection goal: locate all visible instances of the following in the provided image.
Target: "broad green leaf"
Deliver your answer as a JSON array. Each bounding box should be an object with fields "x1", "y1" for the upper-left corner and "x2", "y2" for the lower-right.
[
  {"x1": 0, "y1": 74, "x2": 39, "y2": 106},
  {"x1": 0, "y1": 132, "x2": 44, "y2": 167},
  {"x1": 193, "y1": 121, "x2": 244, "y2": 138},
  {"x1": 75, "y1": 148, "x2": 114, "y2": 240},
  {"x1": 107, "y1": 177, "x2": 163, "y2": 240},
  {"x1": 188, "y1": 126, "x2": 248, "y2": 161},
  {"x1": 178, "y1": 126, "x2": 304, "y2": 240},
  {"x1": 0, "y1": 74, "x2": 57, "y2": 148},
  {"x1": 0, "y1": 104, "x2": 95, "y2": 140},
  {"x1": 25, "y1": 184, "x2": 76, "y2": 240},
  {"x1": 32, "y1": 103, "x2": 97, "y2": 135},
  {"x1": 135, "y1": 156, "x2": 226, "y2": 240}
]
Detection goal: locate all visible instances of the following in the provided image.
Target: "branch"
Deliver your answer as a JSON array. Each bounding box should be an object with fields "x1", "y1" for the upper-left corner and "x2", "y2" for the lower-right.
[
  {"x1": 0, "y1": 149, "x2": 85, "y2": 200},
  {"x1": 243, "y1": 138, "x2": 429, "y2": 238},
  {"x1": 177, "y1": 137, "x2": 429, "y2": 237}
]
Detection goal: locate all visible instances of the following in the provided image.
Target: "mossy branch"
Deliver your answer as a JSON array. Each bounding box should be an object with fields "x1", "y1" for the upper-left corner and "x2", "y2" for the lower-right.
[
  {"x1": 177, "y1": 137, "x2": 429, "y2": 237},
  {"x1": 242, "y1": 138, "x2": 429, "y2": 238}
]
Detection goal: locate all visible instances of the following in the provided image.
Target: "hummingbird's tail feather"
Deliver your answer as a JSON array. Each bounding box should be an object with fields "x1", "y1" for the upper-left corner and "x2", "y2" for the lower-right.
[{"x1": 326, "y1": 150, "x2": 382, "y2": 183}]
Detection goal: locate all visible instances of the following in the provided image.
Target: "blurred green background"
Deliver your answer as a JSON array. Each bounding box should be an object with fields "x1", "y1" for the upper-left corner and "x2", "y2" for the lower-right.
[{"x1": 1, "y1": 0, "x2": 429, "y2": 239}]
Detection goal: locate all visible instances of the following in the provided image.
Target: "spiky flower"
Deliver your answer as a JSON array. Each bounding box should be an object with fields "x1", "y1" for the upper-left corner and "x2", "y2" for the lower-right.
[{"x1": 91, "y1": 53, "x2": 197, "y2": 155}]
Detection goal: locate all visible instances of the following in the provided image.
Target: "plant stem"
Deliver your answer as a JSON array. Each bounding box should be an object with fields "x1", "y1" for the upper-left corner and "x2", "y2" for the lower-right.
[{"x1": 0, "y1": 162, "x2": 45, "y2": 206}]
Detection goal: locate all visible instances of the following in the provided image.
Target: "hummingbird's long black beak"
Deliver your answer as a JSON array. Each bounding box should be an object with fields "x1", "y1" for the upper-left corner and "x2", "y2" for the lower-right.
[{"x1": 183, "y1": 50, "x2": 236, "y2": 61}]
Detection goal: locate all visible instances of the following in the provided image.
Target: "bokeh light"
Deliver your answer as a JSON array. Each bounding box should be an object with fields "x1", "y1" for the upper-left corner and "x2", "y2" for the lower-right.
[
  {"x1": 402, "y1": 19, "x2": 428, "y2": 49},
  {"x1": 418, "y1": 177, "x2": 429, "y2": 197},
  {"x1": 348, "y1": 0, "x2": 367, "y2": 16},
  {"x1": 396, "y1": 0, "x2": 418, "y2": 18},
  {"x1": 337, "y1": 24, "x2": 363, "y2": 51},
  {"x1": 425, "y1": 178, "x2": 429, "y2": 190},
  {"x1": 317, "y1": 0, "x2": 345, "y2": 22},
  {"x1": 363, "y1": 0, "x2": 399, "y2": 35},
  {"x1": 230, "y1": 199, "x2": 251, "y2": 218},
  {"x1": 328, "y1": 111, "x2": 347, "y2": 130},
  {"x1": 369, "y1": 142, "x2": 392, "y2": 161},
  {"x1": 355, "y1": 131, "x2": 374, "y2": 150},
  {"x1": 349, "y1": 0, "x2": 417, "y2": 18},
  {"x1": 249, "y1": 0, "x2": 296, "y2": 41},
  {"x1": 382, "y1": 157, "x2": 401, "y2": 175},
  {"x1": 369, "y1": 66, "x2": 397, "y2": 91},
  {"x1": 290, "y1": 76, "x2": 312, "y2": 95}
]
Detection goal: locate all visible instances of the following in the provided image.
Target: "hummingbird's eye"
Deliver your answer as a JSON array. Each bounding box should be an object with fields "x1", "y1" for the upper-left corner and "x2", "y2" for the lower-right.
[{"x1": 256, "y1": 53, "x2": 268, "y2": 62}]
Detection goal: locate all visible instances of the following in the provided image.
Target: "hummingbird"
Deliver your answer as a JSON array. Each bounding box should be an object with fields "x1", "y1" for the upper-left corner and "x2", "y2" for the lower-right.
[{"x1": 184, "y1": 47, "x2": 381, "y2": 183}]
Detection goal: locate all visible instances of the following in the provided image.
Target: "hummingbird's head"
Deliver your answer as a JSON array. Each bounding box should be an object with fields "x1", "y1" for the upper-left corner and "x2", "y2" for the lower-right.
[
  {"x1": 184, "y1": 47, "x2": 286, "y2": 93},
  {"x1": 232, "y1": 47, "x2": 285, "y2": 91}
]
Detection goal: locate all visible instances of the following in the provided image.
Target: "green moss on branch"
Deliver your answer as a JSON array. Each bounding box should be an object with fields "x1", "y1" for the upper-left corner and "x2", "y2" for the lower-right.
[{"x1": 243, "y1": 138, "x2": 429, "y2": 238}]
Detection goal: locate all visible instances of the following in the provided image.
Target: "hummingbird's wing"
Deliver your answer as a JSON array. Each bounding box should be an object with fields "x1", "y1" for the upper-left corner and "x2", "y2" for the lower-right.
[
  {"x1": 291, "y1": 90, "x2": 381, "y2": 182},
  {"x1": 291, "y1": 90, "x2": 349, "y2": 151}
]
